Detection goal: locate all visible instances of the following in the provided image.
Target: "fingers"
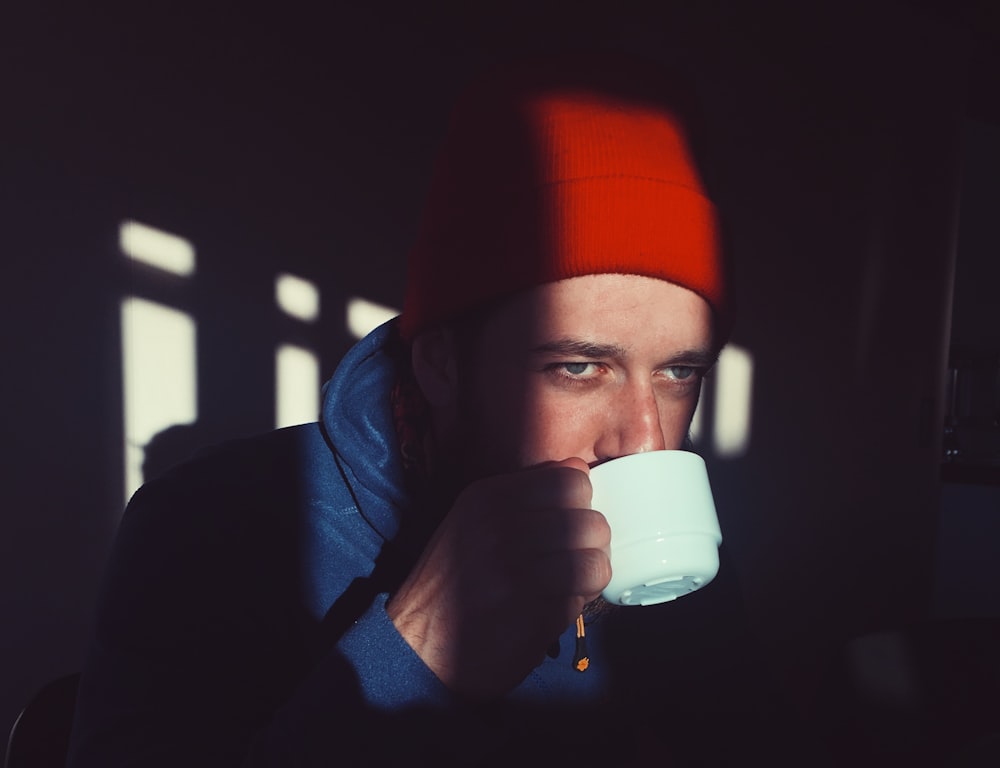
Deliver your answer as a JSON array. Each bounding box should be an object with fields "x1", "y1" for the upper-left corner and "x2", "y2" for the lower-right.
[
  {"x1": 466, "y1": 459, "x2": 610, "y2": 597},
  {"x1": 524, "y1": 548, "x2": 612, "y2": 601},
  {"x1": 388, "y1": 457, "x2": 608, "y2": 699},
  {"x1": 498, "y1": 460, "x2": 592, "y2": 509},
  {"x1": 519, "y1": 506, "x2": 610, "y2": 554}
]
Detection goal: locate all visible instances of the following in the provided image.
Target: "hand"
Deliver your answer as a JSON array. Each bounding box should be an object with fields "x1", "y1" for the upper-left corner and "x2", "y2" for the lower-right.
[{"x1": 385, "y1": 457, "x2": 611, "y2": 699}]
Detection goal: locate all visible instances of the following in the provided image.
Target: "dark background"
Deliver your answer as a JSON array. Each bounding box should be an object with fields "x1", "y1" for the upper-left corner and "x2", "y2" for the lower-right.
[{"x1": 3, "y1": 0, "x2": 999, "y2": 753}]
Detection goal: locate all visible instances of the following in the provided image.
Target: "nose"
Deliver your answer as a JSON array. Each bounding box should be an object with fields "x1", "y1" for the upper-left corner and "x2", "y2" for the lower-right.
[{"x1": 593, "y1": 380, "x2": 666, "y2": 462}]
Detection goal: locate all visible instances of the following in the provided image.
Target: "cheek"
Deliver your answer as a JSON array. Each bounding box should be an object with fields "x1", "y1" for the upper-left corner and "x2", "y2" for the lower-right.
[
  {"x1": 518, "y1": 393, "x2": 606, "y2": 465},
  {"x1": 659, "y1": 398, "x2": 699, "y2": 449},
  {"x1": 485, "y1": 376, "x2": 612, "y2": 467},
  {"x1": 462, "y1": 370, "x2": 545, "y2": 471}
]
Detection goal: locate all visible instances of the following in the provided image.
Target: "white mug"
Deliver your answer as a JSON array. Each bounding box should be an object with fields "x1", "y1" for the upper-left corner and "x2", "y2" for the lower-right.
[{"x1": 590, "y1": 450, "x2": 722, "y2": 606}]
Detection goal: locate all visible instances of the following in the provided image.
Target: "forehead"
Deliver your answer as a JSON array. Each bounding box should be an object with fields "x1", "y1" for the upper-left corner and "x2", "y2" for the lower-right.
[{"x1": 472, "y1": 273, "x2": 714, "y2": 354}]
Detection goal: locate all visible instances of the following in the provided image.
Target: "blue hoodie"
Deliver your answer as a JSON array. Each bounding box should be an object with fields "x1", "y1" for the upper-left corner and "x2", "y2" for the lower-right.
[{"x1": 68, "y1": 321, "x2": 778, "y2": 766}]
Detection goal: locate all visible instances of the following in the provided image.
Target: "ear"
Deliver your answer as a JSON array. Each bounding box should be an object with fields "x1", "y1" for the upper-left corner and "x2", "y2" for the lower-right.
[{"x1": 410, "y1": 327, "x2": 459, "y2": 409}]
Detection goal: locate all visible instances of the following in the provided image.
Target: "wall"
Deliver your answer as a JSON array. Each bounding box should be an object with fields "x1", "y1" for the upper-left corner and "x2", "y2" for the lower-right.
[{"x1": 691, "y1": 6, "x2": 970, "y2": 707}]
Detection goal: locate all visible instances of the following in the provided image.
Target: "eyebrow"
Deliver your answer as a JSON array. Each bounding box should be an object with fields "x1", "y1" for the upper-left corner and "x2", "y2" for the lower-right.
[
  {"x1": 530, "y1": 339, "x2": 629, "y2": 359},
  {"x1": 531, "y1": 338, "x2": 719, "y2": 368}
]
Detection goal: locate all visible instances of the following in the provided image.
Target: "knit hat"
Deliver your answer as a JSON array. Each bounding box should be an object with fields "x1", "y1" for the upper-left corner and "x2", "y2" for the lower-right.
[{"x1": 399, "y1": 53, "x2": 726, "y2": 341}]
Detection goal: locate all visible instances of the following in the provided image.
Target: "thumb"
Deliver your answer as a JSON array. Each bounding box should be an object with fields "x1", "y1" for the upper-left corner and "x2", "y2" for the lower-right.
[{"x1": 549, "y1": 456, "x2": 590, "y2": 476}]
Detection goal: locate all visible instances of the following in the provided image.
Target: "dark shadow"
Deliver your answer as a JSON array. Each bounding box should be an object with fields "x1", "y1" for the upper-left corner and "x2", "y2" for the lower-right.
[
  {"x1": 142, "y1": 423, "x2": 233, "y2": 484},
  {"x1": 5, "y1": 673, "x2": 80, "y2": 768},
  {"x1": 813, "y1": 617, "x2": 1000, "y2": 766}
]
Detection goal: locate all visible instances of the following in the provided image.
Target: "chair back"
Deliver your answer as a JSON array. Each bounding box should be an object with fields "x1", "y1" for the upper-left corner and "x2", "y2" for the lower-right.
[{"x1": 4, "y1": 674, "x2": 80, "y2": 768}]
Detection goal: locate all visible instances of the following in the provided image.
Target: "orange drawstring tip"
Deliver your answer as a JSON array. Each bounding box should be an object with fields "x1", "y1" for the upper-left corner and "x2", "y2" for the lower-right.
[{"x1": 572, "y1": 614, "x2": 589, "y2": 672}]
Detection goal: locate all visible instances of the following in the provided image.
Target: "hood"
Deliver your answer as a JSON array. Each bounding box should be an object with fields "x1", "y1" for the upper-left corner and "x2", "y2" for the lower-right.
[{"x1": 319, "y1": 319, "x2": 409, "y2": 542}]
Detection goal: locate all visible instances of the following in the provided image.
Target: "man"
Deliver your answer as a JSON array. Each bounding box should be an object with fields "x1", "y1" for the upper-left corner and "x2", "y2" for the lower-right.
[{"x1": 69, "y1": 53, "x2": 799, "y2": 765}]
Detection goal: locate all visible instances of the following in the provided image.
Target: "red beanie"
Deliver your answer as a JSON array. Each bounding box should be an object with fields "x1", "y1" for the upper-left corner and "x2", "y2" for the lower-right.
[{"x1": 399, "y1": 54, "x2": 726, "y2": 341}]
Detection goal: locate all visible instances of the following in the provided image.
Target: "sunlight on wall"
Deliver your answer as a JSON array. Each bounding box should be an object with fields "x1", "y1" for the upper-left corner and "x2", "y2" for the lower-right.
[
  {"x1": 690, "y1": 343, "x2": 754, "y2": 458},
  {"x1": 275, "y1": 344, "x2": 320, "y2": 427},
  {"x1": 347, "y1": 297, "x2": 400, "y2": 339},
  {"x1": 120, "y1": 221, "x2": 199, "y2": 505},
  {"x1": 275, "y1": 273, "x2": 320, "y2": 428},
  {"x1": 275, "y1": 272, "x2": 320, "y2": 322},
  {"x1": 121, "y1": 297, "x2": 197, "y2": 502},
  {"x1": 119, "y1": 220, "x2": 196, "y2": 276},
  {"x1": 713, "y1": 344, "x2": 754, "y2": 457}
]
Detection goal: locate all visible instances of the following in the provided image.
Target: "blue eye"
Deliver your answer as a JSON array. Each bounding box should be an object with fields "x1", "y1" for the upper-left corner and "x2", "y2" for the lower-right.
[
  {"x1": 545, "y1": 362, "x2": 605, "y2": 383},
  {"x1": 664, "y1": 366, "x2": 704, "y2": 383},
  {"x1": 669, "y1": 366, "x2": 694, "y2": 380}
]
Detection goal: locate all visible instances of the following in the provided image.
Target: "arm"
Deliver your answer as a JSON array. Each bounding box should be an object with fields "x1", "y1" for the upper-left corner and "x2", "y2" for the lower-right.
[{"x1": 67, "y1": 436, "x2": 457, "y2": 767}]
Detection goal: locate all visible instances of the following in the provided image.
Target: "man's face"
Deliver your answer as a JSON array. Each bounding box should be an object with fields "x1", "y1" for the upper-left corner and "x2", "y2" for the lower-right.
[{"x1": 453, "y1": 273, "x2": 716, "y2": 480}]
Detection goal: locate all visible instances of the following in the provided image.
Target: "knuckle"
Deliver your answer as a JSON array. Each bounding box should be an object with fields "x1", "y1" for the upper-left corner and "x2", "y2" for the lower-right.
[
  {"x1": 554, "y1": 465, "x2": 592, "y2": 504},
  {"x1": 584, "y1": 548, "x2": 612, "y2": 589}
]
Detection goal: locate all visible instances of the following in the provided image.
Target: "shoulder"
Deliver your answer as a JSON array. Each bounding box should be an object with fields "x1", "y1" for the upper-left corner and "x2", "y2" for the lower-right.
[
  {"x1": 105, "y1": 422, "x2": 387, "y2": 625},
  {"x1": 126, "y1": 423, "x2": 336, "y2": 527},
  {"x1": 105, "y1": 424, "x2": 337, "y2": 605}
]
